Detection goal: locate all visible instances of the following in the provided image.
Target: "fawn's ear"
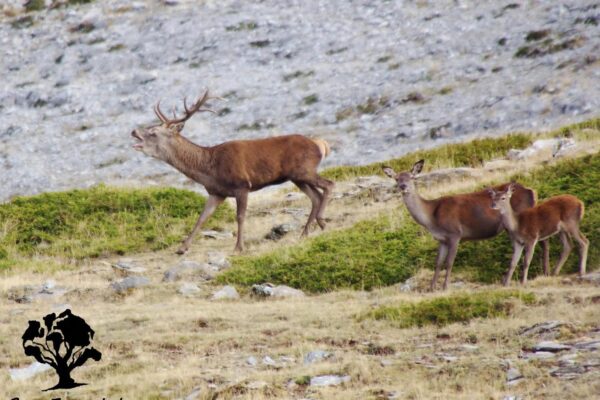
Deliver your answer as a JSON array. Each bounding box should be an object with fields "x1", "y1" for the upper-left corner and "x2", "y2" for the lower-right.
[
  {"x1": 507, "y1": 183, "x2": 515, "y2": 196},
  {"x1": 411, "y1": 159, "x2": 425, "y2": 176},
  {"x1": 382, "y1": 166, "x2": 396, "y2": 179}
]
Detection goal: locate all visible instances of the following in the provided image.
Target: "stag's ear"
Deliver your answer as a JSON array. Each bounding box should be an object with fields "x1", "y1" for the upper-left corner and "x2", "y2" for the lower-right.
[
  {"x1": 170, "y1": 122, "x2": 185, "y2": 134},
  {"x1": 411, "y1": 159, "x2": 425, "y2": 176},
  {"x1": 382, "y1": 166, "x2": 396, "y2": 179}
]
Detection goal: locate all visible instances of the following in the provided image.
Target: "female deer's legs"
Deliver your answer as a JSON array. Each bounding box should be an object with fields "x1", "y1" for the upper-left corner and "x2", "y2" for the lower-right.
[
  {"x1": 431, "y1": 242, "x2": 448, "y2": 291},
  {"x1": 571, "y1": 228, "x2": 589, "y2": 276},
  {"x1": 442, "y1": 237, "x2": 460, "y2": 290},
  {"x1": 504, "y1": 242, "x2": 524, "y2": 286}
]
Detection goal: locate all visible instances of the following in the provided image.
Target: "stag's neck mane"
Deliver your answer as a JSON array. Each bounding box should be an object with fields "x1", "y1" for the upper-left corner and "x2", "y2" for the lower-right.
[
  {"x1": 402, "y1": 190, "x2": 437, "y2": 228},
  {"x1": 165, "y1": 135, "x2": 212, "y2": 177}
]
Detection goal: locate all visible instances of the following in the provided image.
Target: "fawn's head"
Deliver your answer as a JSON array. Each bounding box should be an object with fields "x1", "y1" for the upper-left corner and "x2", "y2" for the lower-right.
[
  {"x1": 382, "y1": 159, "x2": 424, "y2": 194},
  {"x1": 131, "y1": 90, "x2": 218, "y2": 160}
]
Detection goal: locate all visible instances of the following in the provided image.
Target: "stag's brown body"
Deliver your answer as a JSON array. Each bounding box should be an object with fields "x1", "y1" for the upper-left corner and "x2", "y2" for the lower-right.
[
  {"x1": 383, "y1": 160, "x2": 548, "y2": 290},
  {"x1": 131, "y1": 91, "x2": 334, "y2": 254},
  {"x1": 491, "y1": 189, "x2": 588, "y2": 284}
]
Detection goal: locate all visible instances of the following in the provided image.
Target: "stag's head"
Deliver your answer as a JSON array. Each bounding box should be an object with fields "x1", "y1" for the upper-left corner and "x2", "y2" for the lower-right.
[
  {"x1": 382, "y1": 159, "x2": 424, "y2": 194},
  {"x1": 489, "y1": 184, "x2": 515, "y2": 213},
  {"x1": 131, "y1": 90, "x2": 217, "y2": 160}
]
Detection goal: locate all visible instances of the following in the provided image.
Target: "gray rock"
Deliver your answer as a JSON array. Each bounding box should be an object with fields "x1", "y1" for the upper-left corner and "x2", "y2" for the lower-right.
[
  {"x1": 112, "y1": 259, "x2": 147, "y2": 276},
  {"x1": 262, "y1": 356, "x2": 276, "y2": 367},
  {"x1": 207, "y1": 252, "x2": 231, "y2": 270},
  {"x1": 304, "y1": 350, "x2": 333, "y2": 364},
  {"x1": 522, "y1": 351, "x2": 556, "y2": 360},
  {"x1": 246, "y1": 356, "x2": 258, "y2": 367},
  {"x1": 252, "y1": 283, "x2": 274, "y2": 296},
  {"x1": 211, "y1": 285, "x2": 239, "y2": 300},
  {"x1": 111, "y1": 276, "x2": 150, "y2": 293},
  {"x1": 532, "y1": 341, "x2": 572, "y2": 352},
  {"x1": 573, "y1": 340, "x2": 600, "y2": 351},
  {"x1": 506, "y1": 367, "x2": 523, "y2": 382},
  {"x1": 9, "y1": 362, "x2": 52, "y2": 381},
  {"x1": 310, "y1": 375, "x2": 351, "y2": 387},
  {"x1": 581, "y1": 272, "x2": 600, "y2": 284},
  {"x1": 265, "y1": 223, "x2": 297, "y2": 240},
  {"x1": 201, "y1": 230, "x2": 234, "y2": 240},
  {"x1": 272, "y1": 285, "x2": 305, "y2": 298},
  {"x1": 163, "y1": 261, "x2": 216, "y2": 282},
  {"x1": 178, "y1": 283, "x2": 200, "y2": 296},
  {"x1": 519, "y1": 321, "x2": 566, "y2": 337}
]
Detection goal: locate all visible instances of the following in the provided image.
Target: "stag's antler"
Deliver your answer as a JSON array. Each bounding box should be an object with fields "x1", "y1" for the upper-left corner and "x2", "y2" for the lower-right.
[{"x1": 154, "y1": 90, "x2": 221, "y2": 126}]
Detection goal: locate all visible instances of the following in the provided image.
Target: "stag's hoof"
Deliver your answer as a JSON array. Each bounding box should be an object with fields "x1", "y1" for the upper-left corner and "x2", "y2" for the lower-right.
[
  {"x1": 175, "y1": 246, "x2": 189, "y2": 255},
  {"x1": 233, "y1": 245, "x2": 244, "y2": 253},
  {"x1": 317, "y1": 218, "x2": 327, "y2": 230}
]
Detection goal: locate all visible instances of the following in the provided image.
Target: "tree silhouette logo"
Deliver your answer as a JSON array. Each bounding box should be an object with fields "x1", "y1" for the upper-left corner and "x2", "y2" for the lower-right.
[{"x1": 21, "y1": 309, "x2": 102, "y2": 391}]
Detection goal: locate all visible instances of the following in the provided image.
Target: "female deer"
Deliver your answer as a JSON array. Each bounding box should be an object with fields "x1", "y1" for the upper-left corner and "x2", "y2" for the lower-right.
[
  {"x1": 489, "y1": 184, "x2": 588, "y2": 285},
  {"x1": 383, "y1": 160, "x2": 547, "y2": 290}
]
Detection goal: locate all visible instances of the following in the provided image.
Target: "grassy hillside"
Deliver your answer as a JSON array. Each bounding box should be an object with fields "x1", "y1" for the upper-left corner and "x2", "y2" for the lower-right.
[
  {"x1": 321, "y1": 118, "x2": 600, "y2": 180},
  {"x1": 0, "y1": 185, "x2": 233, "y2": 269},
  {"x1": 219, "y1": 153, "x2": 599, "y2": 293}
]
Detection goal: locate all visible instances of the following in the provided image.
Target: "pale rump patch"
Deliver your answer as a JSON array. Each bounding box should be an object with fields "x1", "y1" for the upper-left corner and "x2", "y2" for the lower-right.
[{"x1": 311, "y1": 138, "x2": 331, "y2": 160}]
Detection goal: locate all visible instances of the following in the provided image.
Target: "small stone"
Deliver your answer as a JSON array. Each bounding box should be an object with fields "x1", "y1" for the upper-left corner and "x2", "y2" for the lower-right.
[
  {"x1": 262, "y1": 356, "x2": 277, "y2": 367},
  {"x1": 9, "y1": 362, "x2": 52, "y2": 381},
  {"x1": 111, "y1": 259, "x2": 146, "y2": 276},
  {"x1": 211, "y1": 285, "x2": 239, "y2": 300},
  {"x1": 460, "y1": 344, "x2": 479, "y2": 351},
  {"x1": 506, "y1": 367, "x2": 523, "y2": 382},
  {"x1": 573, "y1": 340, "x2": 600, "y2": 351},
  {"x1": 201, "y1": 230, "x2": 233, "y2": 240},
  {"x1": 380, "y1": 359, "x2": 393, "y2": 367},
  {"x1": 310, "y1": 375, "x2": 350, "y2": 387},
  {"x1": 304, "y1": 350, "x2": 333, "y2": 364},
  {"x1": 111, "y1": 276, "x2": 150, "y2": 293},
  {"x1": 252, "y1": 283, "x2": 274, "y2": 296},
  {"x1": 207, "y1": 252, "x2": 231, "y2": 270},
  {"x1": 40, "y1": 280, "x2": 56, "y2": 293},
  {"x1": 265, "y1": 223, "x2": 297, "y2": 240},
  {"x1": 519, "y1": 320, "x2": 565, "y2": 336},
  {"x1": 272, "y1": 285, "x2": 305, "y2": 298},
  {"x1": 178, "y1": 283, "x2": 200, "y2": 296},
  {"x1": 246, "y1": 356, "x2": 258, "y2": 367},
  {"x1": 581, "y1": 272, "x2": 600, "y2": 284},
  {"x1": 522, "y1": 351, "x2": 556, "y2": 360}
]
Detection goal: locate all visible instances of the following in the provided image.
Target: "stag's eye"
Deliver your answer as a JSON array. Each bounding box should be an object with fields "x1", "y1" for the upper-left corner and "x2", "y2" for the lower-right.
[{"x1": 148, "y1": 132, "x2": 157, "y2": 138}]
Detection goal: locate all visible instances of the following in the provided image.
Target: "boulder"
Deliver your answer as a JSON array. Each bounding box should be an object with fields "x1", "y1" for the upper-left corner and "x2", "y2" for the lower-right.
[
  {"x1": 111, "y1": 276, "x2": 150, "y2": 293},
  {"x1": 310, "y1": 375, "x2": 351, "y2": 387},
  {"x1": 211, "y1": 285, "x2": 239, "y2": 300}
]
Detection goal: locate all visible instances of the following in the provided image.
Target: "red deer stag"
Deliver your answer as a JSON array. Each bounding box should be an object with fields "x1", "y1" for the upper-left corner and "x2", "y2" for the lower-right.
[
  {"x1": 131, "y1": 90, "x2": 334, "y2": 254},
  {"x1": 382, "y1": 160, "x2": 548, "y2": 290},
  {"x1": 489, "y1": 184, "x2": 588, "y2": 285}
]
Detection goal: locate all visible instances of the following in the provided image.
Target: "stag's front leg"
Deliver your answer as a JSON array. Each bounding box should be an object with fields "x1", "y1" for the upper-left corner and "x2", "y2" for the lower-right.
[
  {"x1": 234, "y1": 191, "x2": 248, "y2": 253},
  {"x1": 177, "y1": 194, "x2": 225, "y2": 255}
]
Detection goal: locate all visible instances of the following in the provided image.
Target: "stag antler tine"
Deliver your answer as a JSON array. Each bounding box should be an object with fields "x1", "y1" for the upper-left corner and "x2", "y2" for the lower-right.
[
  {"x1": 183, "y1": 96, "x2": 190, "y2": 113},
  {"x1": 154, "y1": 101, "x2": 168, "y2": 123}
]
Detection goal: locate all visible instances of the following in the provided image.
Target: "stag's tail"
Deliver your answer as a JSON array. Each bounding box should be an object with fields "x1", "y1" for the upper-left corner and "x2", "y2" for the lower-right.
[{"x1": 311, "y1": 138, "x2": 331, "y2": 160}]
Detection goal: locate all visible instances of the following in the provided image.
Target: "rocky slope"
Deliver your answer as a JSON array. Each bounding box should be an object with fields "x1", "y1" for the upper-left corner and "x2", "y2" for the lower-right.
[{"x1": 1, "y1": 0, "x2": 599, "y2": 201}]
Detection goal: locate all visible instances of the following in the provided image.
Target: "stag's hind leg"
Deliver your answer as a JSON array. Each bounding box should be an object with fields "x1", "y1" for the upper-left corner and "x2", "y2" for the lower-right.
[
  {"x1": 294, "y1": 182, "x2": 321, "y2": 237},
  {"x1": 233, "y1": 190, "x2": 249, "y2": 252},
  {"x1": 313, "y1": 175, "x2": 334, "y2": 229}
]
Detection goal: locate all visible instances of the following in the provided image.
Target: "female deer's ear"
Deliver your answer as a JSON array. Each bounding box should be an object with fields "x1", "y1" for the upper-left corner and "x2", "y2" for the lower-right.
[
  {"x1": 411, "y1": 159, "x2": 425, "y2": 176},
  {"x1": 507, "y1": 183, "x2": 515, "y2": 195},
  {"x1": 382, "y1": 166, "x2": 396, "y2": 179},
  {"x1": 486, "y1": 187, "x2": 496, "y2": 197}
]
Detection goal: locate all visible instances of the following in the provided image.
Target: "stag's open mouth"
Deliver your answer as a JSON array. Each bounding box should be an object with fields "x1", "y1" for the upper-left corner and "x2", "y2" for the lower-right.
[{"x1": 131, "y1": 131, "x2": 144, "y2": 150}]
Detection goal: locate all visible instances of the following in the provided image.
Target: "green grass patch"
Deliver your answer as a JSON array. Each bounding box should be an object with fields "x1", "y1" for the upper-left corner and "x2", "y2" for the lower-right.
[
  {"x1": 362, "y1": 290, "x2": 536, "y2": 328},
  {"x1": 0, "y1": 185, "x2": 233, "y2": 266},
  {"x1": 218, "y1": 214, "x2": 427, "y2": 293},
  {"x1": 322, "y1": 134, "x2": 532, "y2": 181}
]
